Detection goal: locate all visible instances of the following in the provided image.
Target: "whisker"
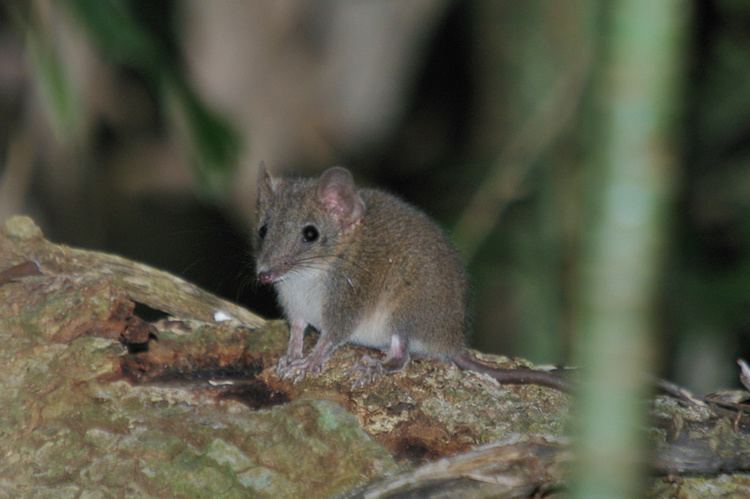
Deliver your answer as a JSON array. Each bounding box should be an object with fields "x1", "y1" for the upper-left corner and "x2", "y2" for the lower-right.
[{"x1": 291, "y1": 252, "x2": 375, "y2": 276}]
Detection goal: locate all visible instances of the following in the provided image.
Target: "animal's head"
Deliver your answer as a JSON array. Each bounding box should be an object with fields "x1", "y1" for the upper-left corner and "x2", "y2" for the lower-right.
[{"x1": 254, "y1": 165, "x2": 365, "y2": 284}]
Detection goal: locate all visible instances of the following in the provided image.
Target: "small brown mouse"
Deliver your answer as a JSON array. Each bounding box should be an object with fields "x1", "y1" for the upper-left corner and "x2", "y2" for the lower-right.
[{"x1": 254, "y1": 165, "x2": 569, "y2": 392}]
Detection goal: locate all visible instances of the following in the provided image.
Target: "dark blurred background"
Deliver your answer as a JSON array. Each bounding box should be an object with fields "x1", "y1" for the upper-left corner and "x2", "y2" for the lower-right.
[{"x1": 1, "y1": 0, "x2": 748, "y2": 393}]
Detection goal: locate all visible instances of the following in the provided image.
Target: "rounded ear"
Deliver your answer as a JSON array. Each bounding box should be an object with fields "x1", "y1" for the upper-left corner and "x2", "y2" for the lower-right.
[
  {"x1": 316, "y1": 167, "x2": 365, "y2": 228},
  {"x1": 257, "y1": 161, "x2": 279, "y2": 202}
]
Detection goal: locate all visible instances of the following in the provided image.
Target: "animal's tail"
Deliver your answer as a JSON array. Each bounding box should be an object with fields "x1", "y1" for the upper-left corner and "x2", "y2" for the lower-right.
[{"x1": 453, "y1": 352, "x2": 572, "y2": 392}]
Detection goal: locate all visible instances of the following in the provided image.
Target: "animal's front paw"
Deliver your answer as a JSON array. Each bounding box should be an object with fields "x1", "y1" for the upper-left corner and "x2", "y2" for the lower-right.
[
  {"x1": 276, "y1": 355, "x2": 325, "y2": 384},
  {"x1": 276, "y1": 354, "x2": 300, "y2": 374}
]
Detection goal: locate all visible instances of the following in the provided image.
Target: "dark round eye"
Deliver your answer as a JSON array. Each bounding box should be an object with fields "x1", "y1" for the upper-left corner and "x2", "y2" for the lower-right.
[
  {"x1": 302, "y1": 225, "x2": 319, "y2": 242},
  {"x1": 258, "y1": 224, "x2": 268, "y2": 239}
]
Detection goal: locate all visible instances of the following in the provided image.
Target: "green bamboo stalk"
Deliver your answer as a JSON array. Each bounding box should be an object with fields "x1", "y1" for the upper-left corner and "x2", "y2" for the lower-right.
[{"x1": 572, "y1": 1, "x2": 689, "y2": 498}]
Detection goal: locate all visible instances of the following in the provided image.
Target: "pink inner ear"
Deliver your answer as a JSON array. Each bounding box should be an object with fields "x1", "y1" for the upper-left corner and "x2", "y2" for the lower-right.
[
  {"x1": 321, "y1": 188, "x2": 349, "y2": 219},
  {"x1": 317, "y1": 167, "x2": 364, "y2": 227}
]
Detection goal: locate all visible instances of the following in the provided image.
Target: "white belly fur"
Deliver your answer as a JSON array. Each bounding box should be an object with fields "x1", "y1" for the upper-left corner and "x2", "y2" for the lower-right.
[
  {"x1": 276, "y1": 268, "x2": 325, "y2": 330},
  {"x1": 349, "y1": 303, "x2": 391, "y2": 349},
  {"x1": 278, "y1": 269, "x2": 393, "y2": 348}
]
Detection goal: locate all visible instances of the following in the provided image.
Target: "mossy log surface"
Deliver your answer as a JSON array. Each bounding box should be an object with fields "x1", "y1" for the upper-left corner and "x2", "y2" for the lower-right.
[{"x1": 1, "y1": 215, "x2": 749, "y2": 497}]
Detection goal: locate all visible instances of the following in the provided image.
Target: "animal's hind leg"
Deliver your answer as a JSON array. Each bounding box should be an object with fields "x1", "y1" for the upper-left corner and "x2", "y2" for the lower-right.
[
  {"x1": 381, "y1": 334, "x2": 410, "y2": 371},
  {"x1": 351, "y1": 334, "x2": 410, "y2": 388}
]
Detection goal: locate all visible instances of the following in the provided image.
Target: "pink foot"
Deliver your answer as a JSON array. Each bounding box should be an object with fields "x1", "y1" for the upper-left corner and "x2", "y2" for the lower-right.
[
  {"x1": 350, "y1": 355, "x2": 385, "y2": 389},
  {"x1": 276, "y1": 353, "x2": 302, "y2": 374},
  {"x1": 350, "y1": 335, "x2": 410, "y2": 389},
  {"x1": 277, "y1": 355, "x2": 327, "y2": 383}
]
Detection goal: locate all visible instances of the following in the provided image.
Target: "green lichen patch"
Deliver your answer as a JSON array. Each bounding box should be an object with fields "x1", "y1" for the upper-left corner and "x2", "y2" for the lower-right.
[
  {"x1": 2, "y1": 215, "x2": 43, "y2": 241},
  {"x1": 0, "y1": 223, "x2": 396, "y2": 496},
  {"x1": 319, "y1": 349, "x2": 572, "y2": 462},
  {"x1": 8, "y1": 215, "x2": 750, "y2": 496},
  {"x1": 0, "y1": 331, "x2": 397, "y2": 497}
]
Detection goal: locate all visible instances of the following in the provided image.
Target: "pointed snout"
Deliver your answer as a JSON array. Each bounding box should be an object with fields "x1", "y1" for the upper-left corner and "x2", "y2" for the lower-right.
[
  {"x1": 258, "y1": 270, "x2": 276, "y2": 285},
  {"x1": 256, "y1": 256, "x2": 293, "y2": 285},
  {"x1": 256, "y1": 262, "x2": 286, "y2": 285}
]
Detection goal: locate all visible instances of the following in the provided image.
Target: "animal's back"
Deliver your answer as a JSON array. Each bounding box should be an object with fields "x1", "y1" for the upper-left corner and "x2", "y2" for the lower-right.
[{"x1": 337, "y1": 189, "x2": 469, "y2": 357}]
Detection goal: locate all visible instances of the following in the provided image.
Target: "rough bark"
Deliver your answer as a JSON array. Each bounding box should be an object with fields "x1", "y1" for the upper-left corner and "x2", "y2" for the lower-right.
[{"x1": 1, "y1": 215, "x2": 749, "y2": 497}]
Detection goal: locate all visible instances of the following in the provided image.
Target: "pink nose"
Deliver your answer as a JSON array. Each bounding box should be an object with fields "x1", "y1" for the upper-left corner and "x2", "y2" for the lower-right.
[{"x1": 258, "y1": 271, "x2": 275, "y2": 285}]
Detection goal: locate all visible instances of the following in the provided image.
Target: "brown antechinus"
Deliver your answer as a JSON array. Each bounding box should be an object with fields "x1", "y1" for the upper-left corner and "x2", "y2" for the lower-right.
[{"x1": 254, "y1": 166, "x2": 569, "y2": 391}]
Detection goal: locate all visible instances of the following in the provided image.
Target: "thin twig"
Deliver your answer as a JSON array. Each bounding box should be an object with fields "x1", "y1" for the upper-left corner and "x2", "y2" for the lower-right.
[
  {"x1": 342, "y1": 436, "x2": 571, "y2": 499},
  {"x1": 653, "y1": 376, "x2": 707, "y2": 408}
]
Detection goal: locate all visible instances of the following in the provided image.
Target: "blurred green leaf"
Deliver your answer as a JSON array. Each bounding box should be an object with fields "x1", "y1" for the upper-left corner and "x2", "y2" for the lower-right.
[
  {"x1": 164, "y1": 70, "x2": 241, "y2": 198},
  {"x1": 64, "y1": 0, "x2": 241, "y2": 198},
  {"x1": 25, "y1": 29, "x2": 81, "y2": 141},
  {"x1": 66, "y1": 0, "x2": 160, "y2": 70}
]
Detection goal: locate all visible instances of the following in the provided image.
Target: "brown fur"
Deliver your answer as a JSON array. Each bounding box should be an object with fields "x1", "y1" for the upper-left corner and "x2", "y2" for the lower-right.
[{"x1": 255, "y1": 166, "x2": 568, "y2": 391}]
